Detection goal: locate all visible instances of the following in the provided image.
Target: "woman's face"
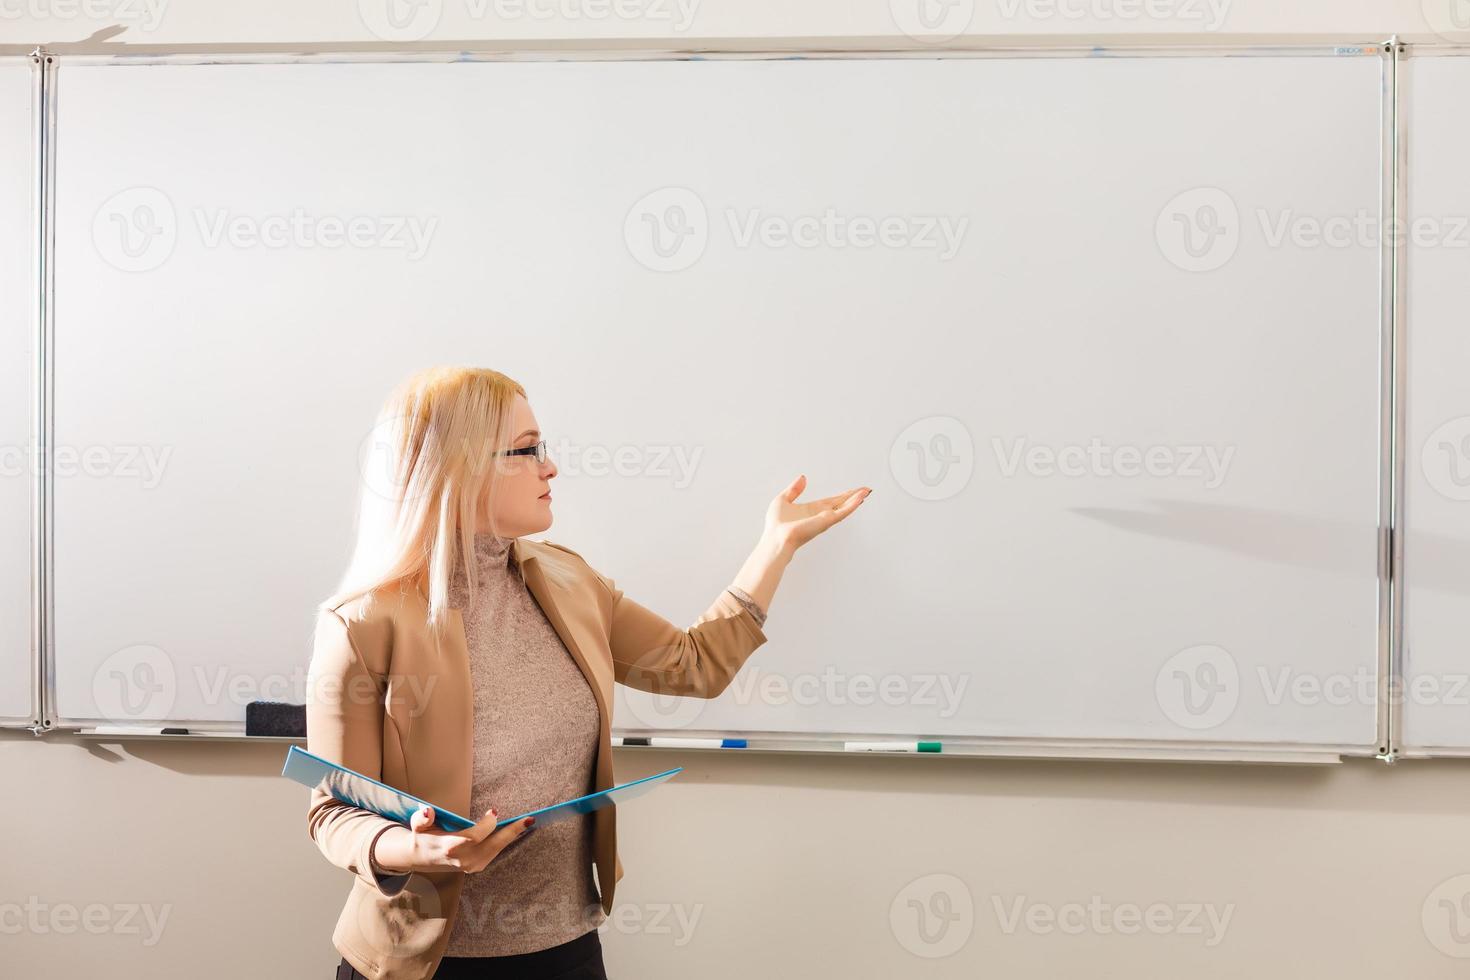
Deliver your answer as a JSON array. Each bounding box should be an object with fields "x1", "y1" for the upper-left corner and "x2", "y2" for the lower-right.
[{"x1": 480, "y1": 393, "x2": 557, "y2": 538}]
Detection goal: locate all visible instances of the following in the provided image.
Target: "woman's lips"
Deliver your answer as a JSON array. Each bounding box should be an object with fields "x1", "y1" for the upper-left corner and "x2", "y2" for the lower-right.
[{"x1": 540, "y1": 492, "x2": 551, "y2": 500}]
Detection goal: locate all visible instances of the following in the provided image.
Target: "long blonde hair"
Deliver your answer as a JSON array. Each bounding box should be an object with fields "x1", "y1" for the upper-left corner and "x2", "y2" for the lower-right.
[{"x1": 322, "y1": 366, "x2": 526, "y2": 635}]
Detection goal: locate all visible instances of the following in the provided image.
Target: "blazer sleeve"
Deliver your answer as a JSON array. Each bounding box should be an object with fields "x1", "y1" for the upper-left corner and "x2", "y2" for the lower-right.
[
  {"x1": 592, "y1": 566, "x2": 770, "y2": 700},
  {"x1": 304, "y1": 606, "x2": 412, "y2": 898}
]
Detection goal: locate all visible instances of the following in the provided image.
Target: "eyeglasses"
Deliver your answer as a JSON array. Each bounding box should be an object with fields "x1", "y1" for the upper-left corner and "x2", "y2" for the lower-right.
[{"x1": 491, "y1": 440, "x2": 548, "y2": 464}]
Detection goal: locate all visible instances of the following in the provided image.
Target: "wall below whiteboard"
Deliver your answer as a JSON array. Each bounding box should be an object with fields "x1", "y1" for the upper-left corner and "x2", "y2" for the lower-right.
[{"x1": 5, "y1": 732, "x2": 1470, "y2": 977}]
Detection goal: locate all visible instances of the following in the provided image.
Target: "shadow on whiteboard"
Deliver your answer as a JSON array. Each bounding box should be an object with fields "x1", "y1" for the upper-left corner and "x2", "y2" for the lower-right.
[{"x1": 1070, "y1": 498, "x2": 1411, "y2": 583}]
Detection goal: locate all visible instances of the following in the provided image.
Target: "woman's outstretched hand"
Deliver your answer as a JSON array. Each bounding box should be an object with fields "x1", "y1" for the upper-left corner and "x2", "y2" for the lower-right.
[{"x1": 764, "y1": 475, "x2": 871, "y2": 554}]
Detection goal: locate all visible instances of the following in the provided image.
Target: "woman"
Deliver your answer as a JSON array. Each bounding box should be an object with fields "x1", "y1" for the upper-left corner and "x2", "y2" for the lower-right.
[{"x1": 307, "y1": 366, "x2": 870, "y2": 980}]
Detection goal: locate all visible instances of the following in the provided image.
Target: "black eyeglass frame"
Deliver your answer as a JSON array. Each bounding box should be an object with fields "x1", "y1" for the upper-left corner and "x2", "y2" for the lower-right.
[{"x1": 491, "y1": 440, "x2": 548, "y2": 464}]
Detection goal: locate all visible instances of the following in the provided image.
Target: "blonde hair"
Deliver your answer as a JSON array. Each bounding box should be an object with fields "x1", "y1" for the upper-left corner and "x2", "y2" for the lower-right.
[{"x1": 321, "y1": 365, "x2": 526, "y2": 635}]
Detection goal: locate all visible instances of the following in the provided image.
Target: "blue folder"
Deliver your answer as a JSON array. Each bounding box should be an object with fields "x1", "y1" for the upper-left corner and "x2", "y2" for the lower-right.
[{"x1": 282, "y1": 744, "x2": 681, "y2": 832}]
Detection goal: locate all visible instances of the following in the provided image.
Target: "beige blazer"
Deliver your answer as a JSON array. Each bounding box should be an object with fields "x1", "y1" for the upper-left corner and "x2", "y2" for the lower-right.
[{"x1": 305, "y1": 536, "x2": 769, "y2": 980}]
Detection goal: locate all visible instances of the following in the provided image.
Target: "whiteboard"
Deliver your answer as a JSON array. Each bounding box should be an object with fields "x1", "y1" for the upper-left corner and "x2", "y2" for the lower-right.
[
  {"x1": 50, "y1": 55, "x2": 1384, "y2": 753},
  {"x1": 0, "y1": 59, "x2": 34, "y2": 729},
  {"x1": 1399, "y1": 53, "x2": 1470, "y2": 754}
]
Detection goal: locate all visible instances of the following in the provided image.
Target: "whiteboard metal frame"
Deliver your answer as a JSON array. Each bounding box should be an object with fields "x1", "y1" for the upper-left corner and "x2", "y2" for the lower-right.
[
  {"x1": 1381, "y1": 38, "x2": 1407, "y2": 762},
  {"x1": 1382, "y1": 43, "x2": 1470, "y2": 760},
  {"x1": 0, "y1": 51, "x2": 52, "y2": 735},
  {"x1": 27, "y1": 41, "x2": 1399, "y2": 762}
]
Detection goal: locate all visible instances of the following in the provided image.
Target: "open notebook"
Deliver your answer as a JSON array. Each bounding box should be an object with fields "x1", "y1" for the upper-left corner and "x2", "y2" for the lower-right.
[{"x1": 282, "y1": 745, "x2": 681, "y2": 832}]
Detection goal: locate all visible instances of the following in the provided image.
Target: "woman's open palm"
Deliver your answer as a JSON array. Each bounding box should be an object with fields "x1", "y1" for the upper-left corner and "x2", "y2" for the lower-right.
[{"x1": 765, "y1": 475, "x2": 871, "y2": 552}]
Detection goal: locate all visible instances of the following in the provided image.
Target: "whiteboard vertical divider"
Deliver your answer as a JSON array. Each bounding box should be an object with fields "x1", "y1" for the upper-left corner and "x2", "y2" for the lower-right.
[
  {"x1": 1382, "y1": 38, "x2": 1408, "y2": 762},
  {"x1": 1386, "y1": 43, "x2": 1470, "y2": 759},
  {"x1": 26, "y1": 48, "x2": 55, "y2": 736},
  {"x1": 30, "y1": 41, "x2": 1403, "y2": 762}
]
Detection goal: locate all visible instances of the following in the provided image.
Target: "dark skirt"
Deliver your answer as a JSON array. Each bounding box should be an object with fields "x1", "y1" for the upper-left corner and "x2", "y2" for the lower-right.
[{"x1": 335, "y1": 927, "x2": 607, "y2": 980}]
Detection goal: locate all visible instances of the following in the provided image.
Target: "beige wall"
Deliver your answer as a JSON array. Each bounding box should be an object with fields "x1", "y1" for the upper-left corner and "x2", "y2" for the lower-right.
[
  {"x1": 6, "y1": 734, "x2": 1470, "y2": 976},
  {"x1": 6, "y1": 2, "x2": 1470, "y2": 977}
]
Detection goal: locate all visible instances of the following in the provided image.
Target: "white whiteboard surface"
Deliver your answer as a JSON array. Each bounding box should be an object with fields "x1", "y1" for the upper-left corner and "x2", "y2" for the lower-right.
[
  {"x1": 1399, "y1": 54, "x2": 1470, "y2": 754},
  {"x1": 1, "y1": 60, "x2": 34, "y2": 728},
  {"x1": 50, "y1": 55, "x2": 1384, "y2": 753}
]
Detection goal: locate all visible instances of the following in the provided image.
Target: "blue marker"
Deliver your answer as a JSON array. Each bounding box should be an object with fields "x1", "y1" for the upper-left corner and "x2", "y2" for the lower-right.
[{"x1": 613, "y1": 736, "x2": 746, "y2": 749}]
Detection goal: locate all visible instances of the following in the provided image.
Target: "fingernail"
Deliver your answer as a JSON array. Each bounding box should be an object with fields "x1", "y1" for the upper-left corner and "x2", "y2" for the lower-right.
[{"x1": 525, "y1": 817, "x2": 536, "y2": 828}]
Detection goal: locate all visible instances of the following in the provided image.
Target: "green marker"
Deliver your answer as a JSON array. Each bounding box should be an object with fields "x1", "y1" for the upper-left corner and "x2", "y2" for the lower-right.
[{"x1": 843, "y1": 741, "x2": 943, "y2": 753}]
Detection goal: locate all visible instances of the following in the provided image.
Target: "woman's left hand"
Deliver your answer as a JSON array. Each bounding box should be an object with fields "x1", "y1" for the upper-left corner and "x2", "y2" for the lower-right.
[{"x1": 765, "y1": 475, "x2": 871, "y2": 554}]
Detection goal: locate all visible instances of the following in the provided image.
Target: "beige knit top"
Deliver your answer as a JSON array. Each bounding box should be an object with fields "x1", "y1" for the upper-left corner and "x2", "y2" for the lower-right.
[
  {"x1": 441, "y1": 530, "x2": 606, "y2": 956},
  {"x1": 433, "y1": 531, "x2": 769, "y2": 956}
]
